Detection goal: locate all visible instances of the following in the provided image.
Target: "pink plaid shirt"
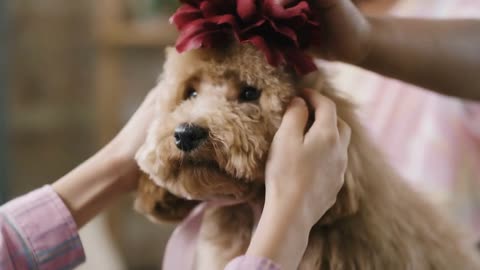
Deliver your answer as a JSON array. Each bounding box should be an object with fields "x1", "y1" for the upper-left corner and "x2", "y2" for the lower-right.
[
  {"x1": 0, "y1": 186, "x2": 279, "y2": 270},
  {"x1": 0, "y1": 186, "x2": 85, "y2": 270}
]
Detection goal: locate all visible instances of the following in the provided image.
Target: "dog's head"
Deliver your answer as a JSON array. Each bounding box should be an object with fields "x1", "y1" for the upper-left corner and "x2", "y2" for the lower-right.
[
  {"x1": 137, "y1": 44, "x2": 299, "y2": 201},
  {"x1": 136, "y1": 44, "x2": 361, "y2": 224}
]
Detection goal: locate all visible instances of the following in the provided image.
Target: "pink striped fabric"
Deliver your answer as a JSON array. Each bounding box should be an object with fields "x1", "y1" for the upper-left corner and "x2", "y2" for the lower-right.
[
  {"x1": 225, "y1": 255, "x2": 281, "y2": 270},
  {"x1": 327, "y1": 0, "x2": 480, "y2": 240},
  {"x1": 0, "y1": 186, "x2": 85, "y2": 270},
  {"x1": 163, "y1": 201, "x2": 278, "y2": 270}
]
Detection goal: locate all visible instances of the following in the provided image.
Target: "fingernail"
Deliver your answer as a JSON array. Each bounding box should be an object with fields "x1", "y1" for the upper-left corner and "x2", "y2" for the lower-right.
[{"x1": 291, "y1": 97, "x2": 305, "y2": 106}]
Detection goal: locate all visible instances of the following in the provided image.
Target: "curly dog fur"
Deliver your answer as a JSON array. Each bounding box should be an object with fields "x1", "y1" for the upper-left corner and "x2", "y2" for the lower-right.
[{"x1": 134, "y1": 44, "x2": 480, "y2": 269}]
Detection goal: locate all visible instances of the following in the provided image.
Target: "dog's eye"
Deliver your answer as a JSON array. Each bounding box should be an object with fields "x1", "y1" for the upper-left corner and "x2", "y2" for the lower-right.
[
  {"x1": 185, "y1": 87, "x2": 197, "y2": 100},
  {"x1": 239, "y1": 86, "x2": 261, "y2": 102}
]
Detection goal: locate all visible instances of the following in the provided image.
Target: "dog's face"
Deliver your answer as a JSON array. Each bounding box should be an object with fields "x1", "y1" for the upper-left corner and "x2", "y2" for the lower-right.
[{"x1": 137, "y1": 45, "x2": 298, "y2": 201}]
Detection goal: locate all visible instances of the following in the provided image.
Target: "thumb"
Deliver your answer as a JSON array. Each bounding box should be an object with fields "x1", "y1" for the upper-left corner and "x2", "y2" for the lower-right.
[{"x1": 276, "y1": 97, "x2": 309, "y2": 141}]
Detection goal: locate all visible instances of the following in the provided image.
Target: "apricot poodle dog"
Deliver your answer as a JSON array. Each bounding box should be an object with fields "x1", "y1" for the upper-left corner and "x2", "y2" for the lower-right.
[{"x1": 134, "y1": 44, "x2": 480, "y2": 269}]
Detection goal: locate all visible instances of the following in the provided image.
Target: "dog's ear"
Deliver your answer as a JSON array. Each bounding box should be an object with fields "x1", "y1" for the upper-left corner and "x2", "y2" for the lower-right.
[
  {"x1": 318, "y1": 169, "x2": 360, "y2": 225},
  {"x1": 307, "y1": 82, "x2": 362, "y2": 225},
  {"x1": 135, "y1": 174, "x2": 200, "y2": 223}
]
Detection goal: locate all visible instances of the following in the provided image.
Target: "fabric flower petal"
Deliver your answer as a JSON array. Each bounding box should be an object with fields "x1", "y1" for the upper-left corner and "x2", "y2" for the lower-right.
[
  {"x1": 200, "y1": 0, "x2": 236, "y2": 17},
  {"x1": 267, "y1": 21, "x2": 299, "y2": 46},
  {"x1": 177, "y1": 29, "x2": 232, "y2": 52},
  {"x1": 263, "y1": 0, "x2": 310, "y2": 20},
  {"x1": 239, "y1": 19, "x2": 267, "y2": 35},
  {"x1": 284, "y1": 48, "x2": 317, "y2": 75},
  {"x1": 171, "y1": 0, "x2": 323, "y2": 75},
  {"x1": 176, "y1": 20, "x2": 220, "y2": 52},
  {"x1": 170, "y1": 5, "x2": 203, "y2": 30},
  {"x1": 243, "y1": 36, "x2": 286, "y2": 67},
  {"x1": 179, "y1": 0, "x2": 203, "y2": 7},
  {"x1": 207, "y1": 14, "x2": 237, "y2": 28},
  {"x1": 237, "y1": 0, "x2": 258, "y2": 21}
]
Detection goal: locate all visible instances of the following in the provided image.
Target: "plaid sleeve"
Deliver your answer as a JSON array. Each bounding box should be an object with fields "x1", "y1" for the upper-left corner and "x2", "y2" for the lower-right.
[
  {"x1": 0, "y1": 186, "x2": 85, "y2": 270},
  {"x1": 225, "y1": 255, "x2": 281, "y2": 270}
]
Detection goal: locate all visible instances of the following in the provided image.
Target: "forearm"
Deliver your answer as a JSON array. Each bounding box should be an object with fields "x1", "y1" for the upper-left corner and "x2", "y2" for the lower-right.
[
  {"x1": 244, "y1": 91, "x2": 349, "y2": 269},
  {"x1": 51, "y1": 89, "x2": 155, "y2": 228},
  {"x1": 52, "y1": 144, "x2": 137, "y2": 228},
  {"x1": 361, "y1": 18, "x2": 480, "y2": 100},
  {"x1": 246, "y1": 199, "x2": 311, "y2": 270}
]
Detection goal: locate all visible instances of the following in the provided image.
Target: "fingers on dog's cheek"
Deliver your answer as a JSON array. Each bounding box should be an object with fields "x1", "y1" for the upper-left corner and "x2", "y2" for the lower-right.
[
  {"x1": 300, "y1": 89, "x2": 337, "y2": 128},
  {"x1": 303, "y1": 92, "x2": 340, "y2": 147},
  {"x1": 337, "y1": 119, "x2": 352, "y2": 150},
  {"x1": 312, "y1": 97, "x2": 338, "y2": 134},
  {"x1": 278, "y1": 97, "x2": 309, "y2": 140}
]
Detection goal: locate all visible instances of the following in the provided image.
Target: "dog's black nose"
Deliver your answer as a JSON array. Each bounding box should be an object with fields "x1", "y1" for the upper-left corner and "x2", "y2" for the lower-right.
[{"x1": 174, "y1": 123, "x2": 208, "y2": 152}]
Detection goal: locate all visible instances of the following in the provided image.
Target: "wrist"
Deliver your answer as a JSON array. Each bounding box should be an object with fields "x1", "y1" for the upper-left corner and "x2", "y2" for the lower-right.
[
  {"x1": 52, "y1": 145, "x2": 139, "y2": 227},
  {"x1": 263, "y1": 191, "x2": 312, "y2": 228},
  {"x1": 247, "y1": 201, "x2": 310, "y2": 270},
  {"x1": 358, "y1": 16, "x2": 386, "y2": 68},
  {"x1": 264, "y1": 203, "x2": 312, "y2": 238},
  {"x1": 99, "y1": 142, "x2": 140, "y2": 192},
  {"x1": 265, "y1": 181, "x2": 324, "y2": 229}
]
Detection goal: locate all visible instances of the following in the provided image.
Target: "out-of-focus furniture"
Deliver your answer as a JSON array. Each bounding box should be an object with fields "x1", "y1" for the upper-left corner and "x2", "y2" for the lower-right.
[
  {"x1": 9, "y1": 1, "x2": 95, "y2": 198},
  {"x1": 93, "y1": 1, "x2": 178, "y2": 269},
  {"x1": 7, "y1": 0, "x2": 177, "y2": 268},
  {"x1": 0, "y1": 0, "x2": 8, "y2": 204},
  {"x1": 8, "y1": 1, "x2": 120, "y2": 268},
  {"x1": 95, "y1": 0, "x2": 176, "y2": 143}
]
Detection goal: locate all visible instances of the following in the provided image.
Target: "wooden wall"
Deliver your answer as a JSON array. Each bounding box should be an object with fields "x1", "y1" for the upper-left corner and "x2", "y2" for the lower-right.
[
  {"x1": 7, "y1": 1, "x2": 173, "y2": 269},
  {"x1": 8, "y1": 1, "x2": 96, "y2": 197},
  {"x1": 0, "y1": 0, "x2": 8, "y2": 203}
]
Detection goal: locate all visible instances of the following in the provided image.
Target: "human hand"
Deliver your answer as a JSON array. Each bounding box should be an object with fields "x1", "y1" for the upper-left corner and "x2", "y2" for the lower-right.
[
  {"x1": 264, "y1": 89, "x2": 351, "y2": 229},
  {"x1": 103, "y1": 88, "x2": 158, "y2": 191},
  {"x1": 52, "y1": 89, "x2": 158, "y2": 227},
  {"x1": 246, "y1": 89, "x2": 351, "y2": 270},
  {"x1": 279, "y1": 0, "x2": 372, "y2": 64}
]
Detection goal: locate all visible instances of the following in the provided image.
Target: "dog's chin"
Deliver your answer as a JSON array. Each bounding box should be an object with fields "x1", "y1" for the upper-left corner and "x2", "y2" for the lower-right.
[{"x1": 163, "y1": 158, "x2": 259, "y2": 201}]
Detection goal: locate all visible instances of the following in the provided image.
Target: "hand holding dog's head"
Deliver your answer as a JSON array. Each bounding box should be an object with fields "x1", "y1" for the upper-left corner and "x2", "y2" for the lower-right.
[{"x1": 136, "y1": 44, "x2": 301, "y2": 201}]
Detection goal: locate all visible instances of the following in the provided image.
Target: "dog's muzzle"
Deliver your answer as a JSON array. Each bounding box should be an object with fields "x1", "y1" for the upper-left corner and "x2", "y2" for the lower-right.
[{"x1": 174, "y1": 123, "x2": 208, "y2": 152}]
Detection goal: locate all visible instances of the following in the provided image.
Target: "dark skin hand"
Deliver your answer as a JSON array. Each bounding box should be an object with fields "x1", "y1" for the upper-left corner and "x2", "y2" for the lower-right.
[{"x1": 280, "y1": 0, "x2": 480, "y2": 100}]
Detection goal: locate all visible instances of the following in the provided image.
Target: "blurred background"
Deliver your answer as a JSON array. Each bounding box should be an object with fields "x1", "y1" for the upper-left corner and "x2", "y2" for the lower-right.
[
  {"x1": 1, "y1": 0, "x2": 181, "y2": 269},
  {"x1": 1, "y1": 0, "x2": 480, "y2": 269}
]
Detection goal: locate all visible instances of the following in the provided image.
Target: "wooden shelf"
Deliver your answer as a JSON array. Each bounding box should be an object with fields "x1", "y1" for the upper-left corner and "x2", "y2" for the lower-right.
[
  {"x1": 11, "y1": 106, "x2": 92, "y2": 134},
  {"x1": 97, "y1": 19, "x2": 177, "y2": 48},
  {"x1": 94, "y1": 2, "x2": 177, "y2": 267}
]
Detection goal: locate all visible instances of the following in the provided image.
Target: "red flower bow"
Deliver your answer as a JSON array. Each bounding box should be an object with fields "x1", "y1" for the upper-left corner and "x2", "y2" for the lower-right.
[{"x1": 171, "y1": 0, "x2": 323, "y2": 75}]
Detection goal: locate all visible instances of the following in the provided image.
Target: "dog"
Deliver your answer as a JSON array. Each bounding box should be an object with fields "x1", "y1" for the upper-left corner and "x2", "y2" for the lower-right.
[{"x1": 134, "y1": 44, "x2": 480, "y2": 269}]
